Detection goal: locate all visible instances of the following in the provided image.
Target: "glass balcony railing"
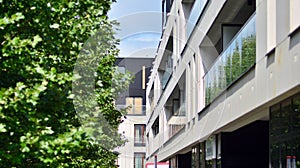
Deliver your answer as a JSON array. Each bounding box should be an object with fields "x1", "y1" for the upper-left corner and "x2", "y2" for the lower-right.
[
  {"x1": 168, "y1": 103, "x2": 186, "y2": 137},
  {"x1": 162, "y1": 0, "x2": 174, "y2": 27},
  {"x1": 134, "y1": 137, "x2": 146, "y2": 146},
  {"x1": 186, "y1": 0, "x2": 209, "y2": 38},
  {"x1": 204, "y1": 14, "x2": 256, "y2": 105},
  {"x1": 161, "y1": 55, "x2": 173, "y2": 89},
  {"x1": 116, "y1": 105, "x2": 146, "y2": 115},
  {"x1": 168, "y1": 124, "x2": 185, "y2": 138}
]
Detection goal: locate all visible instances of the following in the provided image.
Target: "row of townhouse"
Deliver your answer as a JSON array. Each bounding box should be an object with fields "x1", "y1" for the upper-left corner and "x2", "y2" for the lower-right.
[{"x1": 146, "y1": 0, "x2": 300, "y2": 167}]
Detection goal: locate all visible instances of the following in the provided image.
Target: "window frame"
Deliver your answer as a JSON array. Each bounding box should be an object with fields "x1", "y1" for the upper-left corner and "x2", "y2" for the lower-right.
[
  {"x1": 134, "y1": 152, "x2": 145, "y2": 168},
  {"x1": 134, "y1": 124, "x2": 146, "y2": 146}
]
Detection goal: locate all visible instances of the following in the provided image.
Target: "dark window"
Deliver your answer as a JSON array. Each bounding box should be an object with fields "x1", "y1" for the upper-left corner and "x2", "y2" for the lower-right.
[
  {"x1": 270, "y1": 92, "x2": 300, "y2": 168},
  {"x1": 152, "y1": 117, "x2": 159, "y2": 136},
  {"x1": 192, "y1": 145, "x2": 200, "y2": 168}
]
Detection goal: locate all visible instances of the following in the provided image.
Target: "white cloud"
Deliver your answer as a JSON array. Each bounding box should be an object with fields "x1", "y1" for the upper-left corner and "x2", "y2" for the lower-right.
[
  {"x1": 118, "y1": 33, "x2": 160, "y2": 58},
  {"x1": 131, "y1": 35, "x2": 160, "y2": 42},
  {"x1": 118, "y1": 48, "x2": 157, "y2": 58}
]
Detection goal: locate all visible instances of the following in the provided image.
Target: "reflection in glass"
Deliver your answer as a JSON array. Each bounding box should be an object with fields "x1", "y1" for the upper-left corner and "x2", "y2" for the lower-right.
[
  {"x1": 134, "y1": 124, "x2": 146, "y2": 146},
  {"x1": 134, "y1": 153, "x2": 145, "y2": 168},
  {"x1": 187, "y1": 0, "x2": 209, "y2": 38},
  {"x1": 204, "y1": 15, "x2": 256, "y2": 104},
  {"x1": 270, "y1": 93, "x2": 300, "y2": 168}
]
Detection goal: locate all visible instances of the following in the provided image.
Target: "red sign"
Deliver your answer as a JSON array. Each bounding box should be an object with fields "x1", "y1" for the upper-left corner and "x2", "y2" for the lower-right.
[{"x1": 146, "y1": 162, "x2": 169, "y2": 168}]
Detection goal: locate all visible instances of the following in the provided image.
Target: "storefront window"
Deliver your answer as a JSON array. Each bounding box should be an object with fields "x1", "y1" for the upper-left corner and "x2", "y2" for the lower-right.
[
  {"x1": 192, "y1": 145, "x2": 200, "y2": 168},
  {"x1": 205, "y1": 135, "x2": 221, "y2": 168},
  {"x1": 270, "y1": 93, "x2": 300, "y2": 168},
  {"x1": 170, "y1": 156, "x2": 177, "y2": 168}
]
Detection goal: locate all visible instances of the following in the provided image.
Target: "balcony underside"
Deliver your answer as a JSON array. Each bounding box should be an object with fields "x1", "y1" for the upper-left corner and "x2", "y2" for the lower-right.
[{"x1": 206, "y1": 0, "x2": 256, "y2": 54}]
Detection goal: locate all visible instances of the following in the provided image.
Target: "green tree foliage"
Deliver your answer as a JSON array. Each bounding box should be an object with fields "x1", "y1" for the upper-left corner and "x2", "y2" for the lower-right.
[
  {"x1": 241, "y1": 35, "x2": 256, "y2": 72},
  {"x1": 224, "y1": 35, "x2": 256, "y2": 86},
  {"x1": 225, "y1": 51, "x2": 232, "y2": 86},
  {"x1": 231, "y1": 42, "x2": 241, "y2": 81},
  {"x1": 0, "y1": 0, "x2": 131, "y2": 167}
]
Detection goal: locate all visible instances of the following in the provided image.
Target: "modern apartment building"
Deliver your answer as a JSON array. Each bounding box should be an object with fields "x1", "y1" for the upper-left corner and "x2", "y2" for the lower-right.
[
  {"x1": 115, "y1": 58, "x2": 153, "y2": 168},
  {"x1": 146, "y1": 0, "x2": 300, "y2": 167}
]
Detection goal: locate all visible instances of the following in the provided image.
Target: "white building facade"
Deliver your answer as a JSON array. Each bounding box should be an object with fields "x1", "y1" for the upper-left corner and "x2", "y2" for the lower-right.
[
  {"x1": 115, "y1": 58, "x2": 153, "y2": 168},
  {"x1": 146, "y1": 0, "x2": 300, "y2": 167}
]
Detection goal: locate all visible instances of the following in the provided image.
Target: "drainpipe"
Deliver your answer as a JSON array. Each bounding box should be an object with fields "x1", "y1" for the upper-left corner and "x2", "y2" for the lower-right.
[{"x1": 155, "y1": 155, "x2": 157, "y2": 168}]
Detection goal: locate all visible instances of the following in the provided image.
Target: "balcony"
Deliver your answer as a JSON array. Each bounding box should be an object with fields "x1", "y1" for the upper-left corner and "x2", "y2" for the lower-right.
[
  {"x1": 162, "y1": 0, "x2": 174, "y2": 27},
  {"x1": 161, "y1": 58, "x2": 173, "y2": 89},
  {"x1": 159, "y1": 40, "x2": 173, "y2": 90},
  {"x1": 204, "y1": 14, "x2": 256, "y2": 104},
  {"x1": 116, "y1": 105, "x2": 147, "y2": 116},
  {"x1": 168, "y1": 103, "x2": 186, "y2": 137},
  {"x1": 186, "y1": 0, "x2": 209, "y2": 38},
  {"x1": 134, "y1": 138, "x2": 146, "y2": 146}
]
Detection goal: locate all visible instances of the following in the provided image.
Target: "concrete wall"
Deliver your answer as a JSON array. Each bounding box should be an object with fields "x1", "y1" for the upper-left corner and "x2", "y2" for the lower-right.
[{"x1": 146, "y1": 0, "x2": 300, "y2": 164}]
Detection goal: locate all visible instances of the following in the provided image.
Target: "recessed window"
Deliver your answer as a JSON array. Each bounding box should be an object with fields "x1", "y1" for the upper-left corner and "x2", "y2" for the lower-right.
[
  {"x1": 152, "y1": 117, "x2": 159, "y2": 137},
  {"x1": 134, "y1": 124, "x2": 146, "y2": 146},
  {"x1": 134, "y1": 152, "x2": 145, "y2": 168},
  {"x1": 172, "y1": 99, "x2": 180, "y2": 115}
]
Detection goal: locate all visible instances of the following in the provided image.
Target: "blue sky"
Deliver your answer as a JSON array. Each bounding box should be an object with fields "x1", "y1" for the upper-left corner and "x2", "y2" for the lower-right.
[
  {"x1": 108, "y1": 0, "x2": 162, "y2": 58},
  {"x1": 108, "y1": 0, "x2": 161, "y2": 20}
]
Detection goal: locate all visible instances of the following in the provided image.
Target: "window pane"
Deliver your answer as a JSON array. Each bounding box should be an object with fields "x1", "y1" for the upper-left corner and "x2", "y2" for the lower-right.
[
  {"x1": 152, "y1": 117, "x2": 159, "y2": 136},
  {"x1": 292, "y1": 94, "x2": 300, "y2": 134},
  {"x1": 170, "y1": 156, "x2": 177, "y2": 168},
  {"x1": 134, "y1": 97, "x2": 143, "y2": 114},
  {"x1": 270, "y1": 94, "x2": 300, "y2": 168},
  {"x1": 173, "y1": 99, "x2": 180, "y2": 116},
  {"x1": 134, "y1": 125, "x2": 145, "y2": 146},
  {"x1": 126, "y1": 97, "x2": 134, "y2": 114},
  {"x1": 134, "y1": 153, "x2": 145, "y2": 168},
  {"x1": 126, "y1": 97, "x2": 144, "y2": 115}
]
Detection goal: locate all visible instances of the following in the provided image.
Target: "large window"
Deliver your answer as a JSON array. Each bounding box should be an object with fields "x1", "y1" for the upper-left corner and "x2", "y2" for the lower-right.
[
  {"x1": 134, "y1": 124, "x2": 146, "y2": 146},
  {"x1": 134, "y1": 153, "x2": 145, "y2": 168},
  {"x1": 270, "y1": 93, "x2": 300, "y2": 168},
  {"x1": 126, "y1": 97, "x2": 145, "y2": 115}
]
